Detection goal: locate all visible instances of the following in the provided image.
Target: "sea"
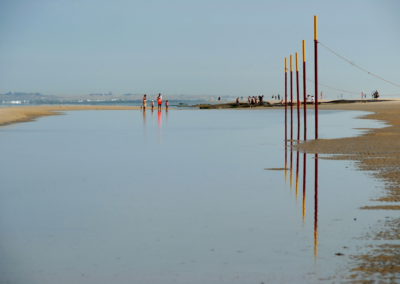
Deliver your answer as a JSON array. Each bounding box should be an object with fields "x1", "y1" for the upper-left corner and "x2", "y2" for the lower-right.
[{"x1": 0, "y1": 108, "x2": 392, "y2": 283}]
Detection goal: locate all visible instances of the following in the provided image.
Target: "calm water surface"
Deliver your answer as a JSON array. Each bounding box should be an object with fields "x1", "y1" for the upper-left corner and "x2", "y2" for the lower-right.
[{"x1": 0, "y1": 109, "x2": 388, "y2": 283}]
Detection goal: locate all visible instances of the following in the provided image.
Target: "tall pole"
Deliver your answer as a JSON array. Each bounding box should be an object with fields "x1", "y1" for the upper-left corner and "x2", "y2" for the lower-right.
[
  {"x1": 303, "y1": 40, "x2": 307, "y2": 141},
  {"x1": 296, "y1": 52, "x2": 300, "y2": 141},
  {"x1": 285, "y1": 58, "x2": 288, "y2": 171},
  {"x1": 285, "y1": 58, "x2": 288, "y2": 143},
  {"x1": 290, "y1": 54, "x2": 293, "y2": 141},
  {"x1": 314, "y1": 15, "x2": 319, "y2": 139}
]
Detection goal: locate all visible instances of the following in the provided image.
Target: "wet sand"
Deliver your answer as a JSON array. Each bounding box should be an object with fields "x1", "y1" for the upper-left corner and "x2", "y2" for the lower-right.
[
  {"x1": 0, "y1": 105, "x2": 140, "y2": 126},
  {"x1": 297, "y1": 101, "x2": 400, "y2": 280}
]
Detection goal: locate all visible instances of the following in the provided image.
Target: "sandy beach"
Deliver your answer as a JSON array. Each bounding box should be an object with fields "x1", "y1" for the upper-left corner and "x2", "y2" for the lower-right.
[{"x1": 0, "y1": 105, "x2": 140, "y2": 126}]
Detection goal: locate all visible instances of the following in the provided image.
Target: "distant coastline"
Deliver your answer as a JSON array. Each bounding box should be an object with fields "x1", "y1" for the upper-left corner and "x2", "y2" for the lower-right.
[{"x1": 0, "y1": 99, "x2": 394, "y2": 127}]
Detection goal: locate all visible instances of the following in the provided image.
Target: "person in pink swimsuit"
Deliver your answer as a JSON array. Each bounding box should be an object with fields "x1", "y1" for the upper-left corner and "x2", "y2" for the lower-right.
[{"x1": 157, "y1": 93, "x2": 163, "y2": 111}]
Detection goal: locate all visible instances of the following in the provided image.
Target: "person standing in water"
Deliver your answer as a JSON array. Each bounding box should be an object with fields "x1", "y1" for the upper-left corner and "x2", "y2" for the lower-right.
[
  {"x1": 157, "y1": 93, "x2": 163, "y2": 111},
  {"x1": 151, "y1": 100, "x2": 155, "y2": 111},
  {"x1": 142, "y1": 94, "x2": 147, "y2": 110},
  {"x1": 165, "y1": 100, "x2": 169, "y2": 111}
]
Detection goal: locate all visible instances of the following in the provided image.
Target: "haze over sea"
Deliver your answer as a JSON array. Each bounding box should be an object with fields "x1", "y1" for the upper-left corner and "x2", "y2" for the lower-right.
[{"x1": 0, "y1": 108, "x2": 393, "y2": 283}]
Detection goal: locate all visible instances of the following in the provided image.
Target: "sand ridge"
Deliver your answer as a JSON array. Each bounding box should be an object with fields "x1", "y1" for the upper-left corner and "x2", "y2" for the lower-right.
[{"x1": 0, "y1": 105, "x2": 140, "y2": 126}]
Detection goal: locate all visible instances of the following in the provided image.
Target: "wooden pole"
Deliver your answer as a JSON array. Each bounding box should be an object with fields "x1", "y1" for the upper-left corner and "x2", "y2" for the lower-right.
[
  {"x1": 314, "y1": 15, "x2": 319, "y2": 139},
  {"x1": 303, "y1": 40, "x2": 307, "y2": 141},
  {"x1": 285, "y1": 57, "x2": 288, "y2": 171},
  {"x1": 285, "y1": 58, "x2": 288, "y2": 143},
  {"x1": 296, "y1": 52, "x2": 300, "y2": 141},
  {"x1": 290, "y1": 54, "x2": 293, "y2": 141}
]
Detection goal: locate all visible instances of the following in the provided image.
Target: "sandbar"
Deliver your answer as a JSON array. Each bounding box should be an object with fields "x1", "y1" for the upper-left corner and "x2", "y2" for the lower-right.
[{"x1": 0, "y1": 105, "x2": 140, "y2": 126}]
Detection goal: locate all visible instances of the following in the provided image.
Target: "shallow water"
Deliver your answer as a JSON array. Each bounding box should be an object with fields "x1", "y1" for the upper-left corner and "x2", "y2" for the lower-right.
[{"x1": 0, "y1": 109, "x2": 389, "y2": 283}]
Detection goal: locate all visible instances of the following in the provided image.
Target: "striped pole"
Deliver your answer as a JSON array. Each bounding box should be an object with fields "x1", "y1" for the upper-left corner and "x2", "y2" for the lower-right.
[
  {"x1": 285, "y1": 58, "x2": 288, "y2": 143},
  {"x1": 296, "y1": 52, "x2": 300, "y2": 141},
  {"x1": 285, "y1": 58, "x2": 288, "y2": 173},
  {"x1": 290, "y1": 54, "x2": 293, "y2": 141},
  {"x1": 314, "y1": 15, "x2": 319, "y2": 139},
  {"x1": 303, "y1": 40, "x2": 307, "y2": 141}
]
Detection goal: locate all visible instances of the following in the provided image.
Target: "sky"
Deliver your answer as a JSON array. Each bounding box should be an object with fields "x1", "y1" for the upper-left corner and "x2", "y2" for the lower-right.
[{"x1": 0, "y1": 0, "x2": 399, "y2": 98}]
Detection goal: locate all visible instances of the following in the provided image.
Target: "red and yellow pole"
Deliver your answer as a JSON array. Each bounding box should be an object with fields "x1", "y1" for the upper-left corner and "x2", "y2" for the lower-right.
[
  {"x1": 284, "y1": 57, "x2": 288, "y2": 173},
  {"x1": 314, "y1": 15, "x2": 319, "y2": 139},
  {"x1": 296, "y1": 52, "x2": 300, "y2": 141},
  {"x1": 303, "y1": 40, "x2": 307, "y2": 141},
  {"x1": 290, "y1": 54, "x2": 293, "y2": 141},
  {"x1": 285, "y1": 57, "x2": 288, "y2": 143}
]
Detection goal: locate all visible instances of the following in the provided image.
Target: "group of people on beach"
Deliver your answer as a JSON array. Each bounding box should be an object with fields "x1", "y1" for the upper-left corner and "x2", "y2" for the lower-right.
[
  {"x1": 245, "y1": 95, "x2": 264, "y2": 105},
  {"x1": 142, "y1": 93, "x2": 169, "y2": 111}
]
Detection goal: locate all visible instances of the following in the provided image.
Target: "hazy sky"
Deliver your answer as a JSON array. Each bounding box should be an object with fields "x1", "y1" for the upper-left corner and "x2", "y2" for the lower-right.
[{"x1": 0, "y1": 0, "x2": 399, "y2": 98}]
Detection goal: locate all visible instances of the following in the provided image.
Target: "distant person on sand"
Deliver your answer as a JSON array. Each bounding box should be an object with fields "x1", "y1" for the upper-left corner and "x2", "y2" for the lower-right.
[
  {"x1": 151, "y1": 100, "x2": 155, "y2": 111},
  {"x1": 157, "y1": 93, "x2": 163, "y2": 111},
  {"x1": 236, "y1": 97, "x2": 240, "y2": 105},
  {"x1": 142, "y1": 94, "x2": 147, "y2": 110},
  {"x1": 218, "y1": 96, "x2": 221, "y2": 101},
  {"x1": 259, "y1": 95, "x2": 263, "y2": 105},
  {"x1": 165, "y1": 100, "x2": 169, "y2": 110}
]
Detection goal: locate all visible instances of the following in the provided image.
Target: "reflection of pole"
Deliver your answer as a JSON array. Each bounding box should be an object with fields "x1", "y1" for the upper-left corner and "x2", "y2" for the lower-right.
[
  {"x1": 295, "y1": 150, "x2": 300, "y2": 199},
  {"x1": 314, "y1": 15, "x2": 319, "y2": 139},
  {"x1": 314, "y1": 153, "x2": 319, "y2": 257},
  {"x1": 302, "y1": 153, "x2": 307, "y2": 222},
  {"x1": 296, "y1": 52, "x2": 300, "y2": 141},
  {"x1": 303, "y1": 40, "x2": 307, "y2": 141},
  {"x1": 290, "y1": 54, "x2": 293, "y2": 141},
  {"x1": 290, "y1": 140, "x2": 293, "y2": 187},
  {"x1": 285, "y1": 145, "x2": 288, "y2": 181}
]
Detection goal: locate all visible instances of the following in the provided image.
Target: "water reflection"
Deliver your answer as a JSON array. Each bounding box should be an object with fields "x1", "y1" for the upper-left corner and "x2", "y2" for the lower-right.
[
  {"x1": 302, "y1": 153, "x2": 307, "y2": 223},
  {"x1": 296, "y1": 150, "x2": 300, "y2": 199},
  {"x1": 284, "y1": 141, "x2": 319, "y2": 258},
  {"x1": 157, "y1": 110, "x2": 162, "y2": 128},
  {"x1": 290, "y1": 140, "x2": 293, "y2": 187},
  {"x1": 142, "y1": 109, "x2": 147, "y2": 126},
  {"x1": 314, "y1": 153, "x2": 319, "y2": 258},
  {"x1": 285, "y1": 140, "x2": 288, "y2": 181}
]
